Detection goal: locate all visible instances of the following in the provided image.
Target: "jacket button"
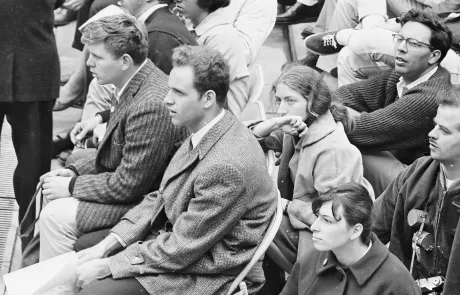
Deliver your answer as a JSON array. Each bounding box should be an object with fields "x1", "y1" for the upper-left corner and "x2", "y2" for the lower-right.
[{"x1": 323, "y1": 258, "x2": 328, "y2": 266}]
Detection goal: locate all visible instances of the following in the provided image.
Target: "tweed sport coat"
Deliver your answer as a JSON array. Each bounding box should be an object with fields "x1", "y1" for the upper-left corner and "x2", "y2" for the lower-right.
[
  {"x1": 67, "y1": 60, "x2": 189, "y2": 233},
  {"x1": 108, "y1": 112, "x2": 278, "y2": 295}
]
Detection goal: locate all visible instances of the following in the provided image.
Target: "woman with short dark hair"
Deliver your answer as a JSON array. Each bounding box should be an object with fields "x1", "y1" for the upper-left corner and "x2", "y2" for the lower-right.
[{"x1": 280, "y1": 182, "x2": 421, "y2": 295}]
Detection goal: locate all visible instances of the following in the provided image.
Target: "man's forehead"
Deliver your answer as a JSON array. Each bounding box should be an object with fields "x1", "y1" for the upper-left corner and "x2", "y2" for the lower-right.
[
  {"x1": 169, "y1": 66, "x2": 195, "y2": 88},
  {"x1": 437, "y1": 106, "x2": 460, "y2": 129},
  {"x1": 400, "y1": 21, "x2": 432, "y2": 42}
]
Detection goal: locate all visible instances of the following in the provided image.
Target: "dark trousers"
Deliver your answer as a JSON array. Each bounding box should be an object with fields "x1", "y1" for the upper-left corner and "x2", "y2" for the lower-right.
[
  {"x1": 0, "y1": 101, "x2": 54, "y2": 250},
  {"x1": 74, "y1": 229, "x2": 148, "y2": 295}
]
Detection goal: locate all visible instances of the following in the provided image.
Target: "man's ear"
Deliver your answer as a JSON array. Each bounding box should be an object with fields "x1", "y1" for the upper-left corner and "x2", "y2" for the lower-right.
[
  {"x1": 349, "y1": 223, "x2": 363, "y2": 241},
  {"x1": 428, "y1": 49, "x2": 442, "y2": 65},
  {"x1": 202, "y1": 90, "x2": 217, "y2": 109},
  {"x1": 121, "y1": 54, "x2": 134, "y2": 71}
]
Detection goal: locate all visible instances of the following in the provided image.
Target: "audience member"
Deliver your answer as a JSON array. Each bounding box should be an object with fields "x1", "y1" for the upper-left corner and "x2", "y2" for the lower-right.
[
  {"x1": 251, "y1": 65, "x2": 373, "y2": 265},
  {"x1": 331, "y1": 9, "x2": 453, "y2": 196},
  {"x1": 0, "y1": 0, "x2": 61, "y2": 251},
  {"x1": 373, "y1": 90, "x2": 460, "y2": 295},
  {"x1": 281, "y1": 182, "x2": 421, "y2": 295},
  {"x1": 71, "y1": 45, "x2": 278, "y2": 295},
  {"x1": 38, "y1": 14, "x2": 188, "y2": 266},
  {"x1": 174, "y1": 0, "x2": 249, "y2": 117}
]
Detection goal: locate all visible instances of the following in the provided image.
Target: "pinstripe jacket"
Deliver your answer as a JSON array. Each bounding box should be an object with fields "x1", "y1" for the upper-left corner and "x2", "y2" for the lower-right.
[
  {"x1": 108, "y1": 112, "x2": 278, "y2": 295},
  {"x1": 67, "y1": 60, "x2": 189, "y2": 233}
]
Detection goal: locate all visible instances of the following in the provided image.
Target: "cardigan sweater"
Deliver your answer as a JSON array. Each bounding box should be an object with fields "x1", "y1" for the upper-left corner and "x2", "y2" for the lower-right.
[
  {"x1": 280, "y1": 234, "x2": 421, "y2": 295},
  {"x1": 373, "y1": 156, "x2": 460, "y2": 294},
  {"x1": 333, "y1": 67, "x2": 451, "y2": 155}
]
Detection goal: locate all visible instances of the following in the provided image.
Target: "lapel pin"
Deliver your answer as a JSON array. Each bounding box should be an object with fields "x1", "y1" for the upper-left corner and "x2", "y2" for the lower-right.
[{"x1": 323, "y1": 258, "x2": 328, "y2": 266}]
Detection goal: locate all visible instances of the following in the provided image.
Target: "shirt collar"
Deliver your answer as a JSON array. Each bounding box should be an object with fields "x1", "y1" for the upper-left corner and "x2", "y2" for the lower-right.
[
  {"x1": 137, "y1": 3, "x2": 168, "y2": 23},
  {"x1": 191, "y1": 110, "x2": 225, "y2": 149},
  {"x1": 115, "y1": 59, "x2": 148, "y2": 102},
  {"x1": 194, "y1": 8, "x2": 230, "y2": 37},
  {"x1": 316, "y1": 234, "x2": 388, "y2": 286},
  {"x1": 396, "y1": 66, "x2": 438, "y2": 98}
]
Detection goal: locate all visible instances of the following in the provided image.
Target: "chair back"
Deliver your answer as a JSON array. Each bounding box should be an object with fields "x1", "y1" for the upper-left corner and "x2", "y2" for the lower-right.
[{"x1": 226, "y1": 191, "x2": 283, "y2": 295}]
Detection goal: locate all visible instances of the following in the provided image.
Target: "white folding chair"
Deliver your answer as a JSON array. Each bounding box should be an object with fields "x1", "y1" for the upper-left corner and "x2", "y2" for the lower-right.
[{"x1": 226, "y1": 192, "x2": 283, "y2": 295}]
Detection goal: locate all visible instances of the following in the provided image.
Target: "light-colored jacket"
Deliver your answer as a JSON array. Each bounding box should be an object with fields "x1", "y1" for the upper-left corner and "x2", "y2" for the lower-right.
[
  {"x1": 108, "y1": 112, "x2": 278, "y2": 295},
  {"x1": 288, "y1": 110, "x2": 374, "y2": 203}
]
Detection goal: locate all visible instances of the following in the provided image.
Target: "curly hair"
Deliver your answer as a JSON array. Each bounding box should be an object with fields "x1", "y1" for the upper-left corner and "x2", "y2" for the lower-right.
[
  {"x1": 272, "y1": 65, "x2": 354, "y2": 133},
  {"x1": 81, "y1": 14, "x2": 148, "y2": 65},
  {"x1": 400, "y1": 9, "x2": 453, "y2": 63},
  {"x1": 312, "y1": 182, "x2": 374, "y2": 245},
  {"x1": 172, "y1": 45, "x2": 230, "y2": 107}
]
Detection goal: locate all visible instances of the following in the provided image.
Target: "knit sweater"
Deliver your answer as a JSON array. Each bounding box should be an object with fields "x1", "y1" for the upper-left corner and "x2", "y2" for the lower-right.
[
  {"x1": 333, "y1": 67, "x2": 451, "y2": 153},
  {"x1": 67, "y1": 60, "x2": 189, "y2": 233}
]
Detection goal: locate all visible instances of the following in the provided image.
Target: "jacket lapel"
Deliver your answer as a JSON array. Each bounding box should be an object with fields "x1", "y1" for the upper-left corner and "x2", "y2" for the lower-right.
[
  {"x1": 97, "y1": 60, "x2": 156, "y2": 152},
  {"x1": 160, "y1": 112, "x2": 235, "y2": 188}
]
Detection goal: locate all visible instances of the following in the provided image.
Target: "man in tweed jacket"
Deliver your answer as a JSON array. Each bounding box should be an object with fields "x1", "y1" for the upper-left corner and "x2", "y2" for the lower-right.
[
  {"x1": 333, "y1": 10, "x2": 453, "y2": 196},
  {"x1": 72, "y1": 45, "x2": 278, "y2": 295},
  {"x1": 39, "y1": 15, "x2": 188, "y2": 263}
]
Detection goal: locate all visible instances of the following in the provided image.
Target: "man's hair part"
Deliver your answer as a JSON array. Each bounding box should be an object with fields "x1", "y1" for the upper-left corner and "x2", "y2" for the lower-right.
[
  {"x1": 400, "y1": 9, "x2": 453, "y2": 63},
  {"x1": 172, "y1": 45, "x2": 230, "y2": 107},
  {"x1": 312, "y1": 182, "x2": 374, "y2": 245},
  {"x1": 81, "y1": 14, "x2": 148, "y2": 65}
]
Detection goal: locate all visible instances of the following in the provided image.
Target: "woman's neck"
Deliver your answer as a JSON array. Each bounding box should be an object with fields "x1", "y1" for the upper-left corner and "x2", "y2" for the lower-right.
[
  {"x1": 333, "y1": 240, "x2": 369, "y2": 267},
  {"x1": 191, "y1": 11, "x2": 209, "y2": 28}
]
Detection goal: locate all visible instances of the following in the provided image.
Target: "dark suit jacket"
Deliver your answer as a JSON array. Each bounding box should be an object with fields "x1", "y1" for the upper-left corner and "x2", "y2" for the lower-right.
[
  {"x1": 145, "y1": 6, "x2": 197, "y2": 75},
  {"x1": 108, "y1": 112, "x2": 278, "y2": 295},
  {"x1": 67, "y1": 60, "x2": 189, "y2": 233},
  {"x1": 0, "y1": 0, "x2": 60, "y2": 102}
]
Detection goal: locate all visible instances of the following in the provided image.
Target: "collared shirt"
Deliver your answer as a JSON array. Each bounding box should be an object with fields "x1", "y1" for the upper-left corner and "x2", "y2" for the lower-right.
[
  {"x1": 115, "y1": 59, "x2": 148, "y2": 102},
  {"x1": 396, "y1": 66, "x2": 438, "y2": 98},
  {"x1": 137, "y1": 3, "x2": 168, "y2": 23},
  {"x1": 191, "y1": 110, "x2": 225, "y2": 148}
]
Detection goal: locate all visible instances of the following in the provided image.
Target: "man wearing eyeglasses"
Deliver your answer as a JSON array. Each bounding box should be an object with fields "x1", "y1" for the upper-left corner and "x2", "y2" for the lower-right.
[{"x1": 332, "y1": 9, "x2": 453, "y2": 197}]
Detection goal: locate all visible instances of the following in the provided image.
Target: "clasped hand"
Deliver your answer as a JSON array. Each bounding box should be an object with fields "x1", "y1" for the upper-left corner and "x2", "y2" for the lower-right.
[
  {"x1": 273, "y1": 116, "x2": 308, "y2": 137},
  {"x1": 75, "y1": 244, "x2": 110, "y2": 290},
  {"x1": 39, "y1": 169, "x2": 76, "y2": 201}
]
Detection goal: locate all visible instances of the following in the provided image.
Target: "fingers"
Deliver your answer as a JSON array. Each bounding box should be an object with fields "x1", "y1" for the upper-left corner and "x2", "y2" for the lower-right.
[{"x1": 70, "y1": 123, "x2": 83, "y2": 144}]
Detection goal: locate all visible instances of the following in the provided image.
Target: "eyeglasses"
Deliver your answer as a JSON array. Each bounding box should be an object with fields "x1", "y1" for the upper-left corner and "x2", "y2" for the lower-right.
[{"x1": 392, "y1": 34, "x2": 433, "y2": 50}]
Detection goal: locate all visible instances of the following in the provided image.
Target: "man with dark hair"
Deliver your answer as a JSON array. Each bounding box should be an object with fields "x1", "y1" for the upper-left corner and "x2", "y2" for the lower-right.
[
  {"x1": 38, "y1": 14, "x2": 188, "y2": 270},
  {"x1": 72, "y1": 45, "x2": 277, "y2": 295},
  {"x1": 327, "y1": 9, "x2": 452, "y2": 196},
  {"x1": 373, "y1": 90, "x2": 460, "y2": 294}
]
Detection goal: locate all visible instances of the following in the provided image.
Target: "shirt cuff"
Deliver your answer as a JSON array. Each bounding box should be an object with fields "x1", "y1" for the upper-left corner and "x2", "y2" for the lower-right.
[
  {"x1": 68, "y1": 176, "x2": 78, "y2": 194},
  {"x1": 110, "y1": 232, "x2": 127, "y2": 248}
]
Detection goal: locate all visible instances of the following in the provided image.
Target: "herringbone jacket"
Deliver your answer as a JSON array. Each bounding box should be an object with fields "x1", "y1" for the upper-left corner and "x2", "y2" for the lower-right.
[
  {"x1": 108, "y1": 112, "x2": 278, "y2": 295},
  {"x1": 67, "y1": 60, "x2": 188, "y2": 233}
]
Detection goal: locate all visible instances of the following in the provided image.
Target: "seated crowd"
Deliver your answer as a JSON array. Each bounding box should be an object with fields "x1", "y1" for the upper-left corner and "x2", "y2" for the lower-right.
[{"x1": 3, "y1": 0, "x2": 460, "y2": 294}]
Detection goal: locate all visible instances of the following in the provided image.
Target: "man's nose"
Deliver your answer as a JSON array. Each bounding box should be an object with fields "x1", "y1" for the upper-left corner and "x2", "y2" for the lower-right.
[
  {"x1": 396, "y1": 40, "x2": 408, "y2": 53},
  {"x1": 86, "y1": 55, "x2": 94, "y2": 67},
  {"x1": 164, "y1": 91, "x2": 173, "y2": 105}
]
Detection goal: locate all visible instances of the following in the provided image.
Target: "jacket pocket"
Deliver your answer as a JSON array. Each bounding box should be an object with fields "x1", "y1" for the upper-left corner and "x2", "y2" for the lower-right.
[{"x1": 0, "y1": 51, "x2": 13, "y2": 102}]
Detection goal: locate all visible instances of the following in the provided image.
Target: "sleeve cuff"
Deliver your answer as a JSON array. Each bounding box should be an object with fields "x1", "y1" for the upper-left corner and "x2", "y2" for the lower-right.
[
  {"x1": 110, "y1": 232, "x2": 127, "y2": 248},
  {"x1": 66, "y1": 165, "x2": 79, "y2": 176},
  {"x1": 68, "y1": 176, "x2": 78, "y2": 194},
  {"x1": 97, "y1": 110, "x2": 111, "y2": 123}
]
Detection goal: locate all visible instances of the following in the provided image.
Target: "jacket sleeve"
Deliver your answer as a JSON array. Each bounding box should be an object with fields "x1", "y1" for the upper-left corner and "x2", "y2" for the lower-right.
[
  {"x1": 373, "y1": 166, "x2": 410, "y2": 244},
  {"x1": 108, "y1": 163, "x2": 249, "y2": 277},
  {"x1": 70, "y1": 99, "x2": 177, "y2": 204}
]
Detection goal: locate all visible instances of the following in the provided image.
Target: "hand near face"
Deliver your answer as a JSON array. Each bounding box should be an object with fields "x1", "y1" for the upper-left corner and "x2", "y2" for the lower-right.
[
  {"x1": 273, "y1": 116, "x2": 308, "y2": 137},
  {"x1": 63, "y1": 0, "x2": 88, "y2": 11}
]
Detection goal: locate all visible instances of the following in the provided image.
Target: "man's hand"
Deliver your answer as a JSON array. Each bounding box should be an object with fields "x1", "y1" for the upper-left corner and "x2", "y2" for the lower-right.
[
  {"x1": 76, "y1": 258, "x2": 111, "y2": 289},
  {"x1": 42, "y1": 176, "x2": 73, "y2": 200},
  {"x1": 63, "y1": 0, "x2": 88, "y2": 11},
  {"x1": 287, "y1": 199, "x2": 316, "y2": 229},
  {"x1": 345, "y1": 106, "x2": 361, "y2": 121},
  {"x1": 39, "y1": 169, "x2": 76, "y2": 185},
  {"x1": 77, "y1": 235, "x2": 122, "y2": 264},
  {"x1": 70, "y1": 116, "x2": 103, "y2": 146}
]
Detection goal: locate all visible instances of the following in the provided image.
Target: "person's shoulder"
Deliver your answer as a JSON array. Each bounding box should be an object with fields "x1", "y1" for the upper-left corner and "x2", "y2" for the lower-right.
[{"x1": 377, "y1": 252, "x2": 421, "y2": 294}]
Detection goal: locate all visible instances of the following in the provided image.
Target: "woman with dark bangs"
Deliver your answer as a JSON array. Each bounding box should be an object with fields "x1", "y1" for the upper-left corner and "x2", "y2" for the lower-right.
[
  {"x1": 251, "y1": 65, "x2": 374, "y2": 264},
  {"x1": 280, "y1": 182, "x2": 420, "y2": 295}
]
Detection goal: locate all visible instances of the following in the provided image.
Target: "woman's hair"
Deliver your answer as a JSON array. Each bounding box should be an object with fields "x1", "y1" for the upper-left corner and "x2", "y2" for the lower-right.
[
  {"x1": 272, "y1": 65, "x2": 354, "y2": 132},
  {"x1": 312, "y1": 182, "x2": 374, "y2": 245},
  {"x1": 197, "y1": 0, "x2": 230, "y2": 13}
]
